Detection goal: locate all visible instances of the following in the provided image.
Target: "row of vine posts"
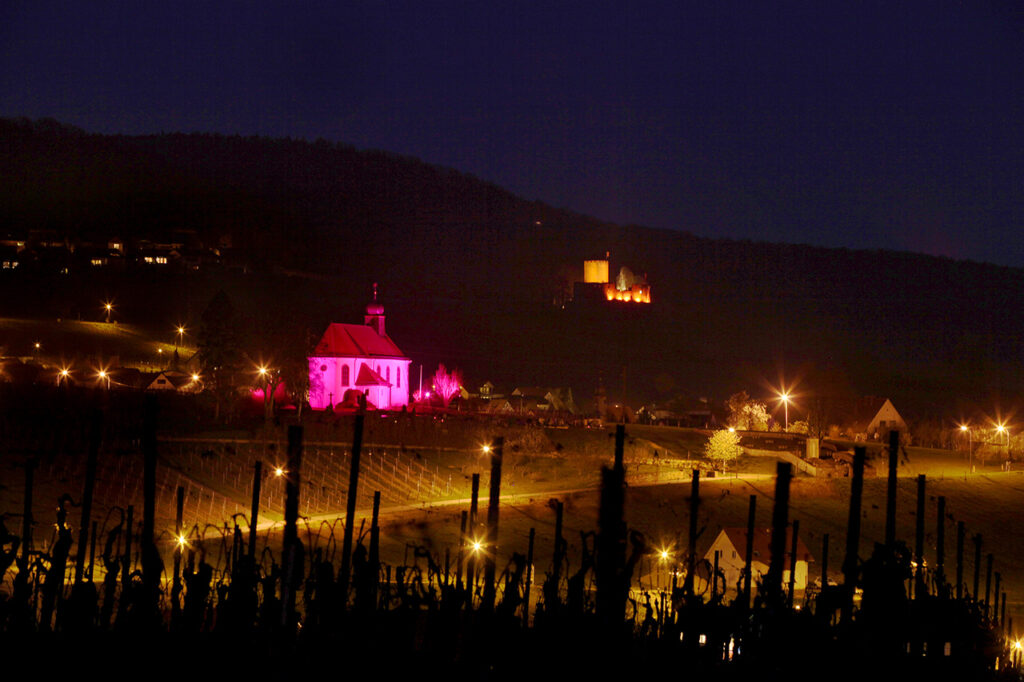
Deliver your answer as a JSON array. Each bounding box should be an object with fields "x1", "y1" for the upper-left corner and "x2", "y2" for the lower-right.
[{"x1": 0, "y1": 397, "x2": 1018, "y2": 678}]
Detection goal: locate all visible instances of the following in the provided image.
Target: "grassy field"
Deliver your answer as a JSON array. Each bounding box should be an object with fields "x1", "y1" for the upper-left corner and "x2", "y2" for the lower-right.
[{"x1": 0, "y1": 317, "x2": 194, "y2": 369}]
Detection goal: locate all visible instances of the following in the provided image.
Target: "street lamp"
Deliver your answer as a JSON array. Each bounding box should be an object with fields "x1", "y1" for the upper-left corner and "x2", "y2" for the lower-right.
[
  {"x1": 175, "y1": 325, "x2": 186, "y2": 349},
  {"x1": 257, "y1": 366, "x2": 274, "y2": 418},
  {"x1": 996, "y1": 423, "x2": 1009, "y2": 447},
  {"x1": 103, "y1": 301, "x2": 114, "y2": 323},
  {"x1": 960, "y1": 424, "x2": 973, "y2": 473},
  {"x1": 97, "y1": 369, "x2": 110, "y2": 390},
  {"x1": 778, "y1": 392, "x2": 791, "y2": 431},
  {"x1": 57, "y1": 367, "x2": 70, "y2": 387}
]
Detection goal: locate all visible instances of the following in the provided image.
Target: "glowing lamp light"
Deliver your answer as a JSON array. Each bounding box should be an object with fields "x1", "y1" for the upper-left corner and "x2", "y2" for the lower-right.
[
  {"x1": 176, "y1": 535, "x2": 189, "y2": 549},
  {"x1": 191, "y1": 373, "x2": 200, "y2": 382},
  {"x1": 960, "y1": 425, "x2": 969, "y2": 432},
  {"x1": 471, "y1": 540, "x2": 483, "y2": 553},
  {"x1": 482, "y1": 444, "x2": 491, "y2": 454},
  {"x1": 34, "y1": 342, "x2": 40, "y2": 349},
  {"x1": 97, "y1": 370, "x2": 107, "y2": 379},
  {"x1": 59, "y1": 369, "x2": 70, "y2": 377},
  {"x1": 660, "y1": 549, "x2": 671, "y2": 561},
  {"x1": 274, "y1": 467, "x2": 284, "y2": 477},
  {"x1": 177, "y1": 326, "x2": 186, "y2": 335},
  {"x1": 258, "y1": 366, "x2": 269, "y2": 377},
  {"x1": 728, "y1": 427, "x2": 736, "y2": 433},
  {"x1": 104, "y1": 303, "x2": 113, "y2": 311}
]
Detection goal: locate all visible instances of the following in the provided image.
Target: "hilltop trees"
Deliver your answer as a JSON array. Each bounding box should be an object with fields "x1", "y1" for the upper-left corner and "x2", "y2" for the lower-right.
[{"x1": 725, "y1": 391, "x2": 770, "y2": 431}]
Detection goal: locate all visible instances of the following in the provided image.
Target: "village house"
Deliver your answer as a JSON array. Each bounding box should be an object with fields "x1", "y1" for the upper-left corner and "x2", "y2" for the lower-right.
[
  {"x1": 510, "y1": 386, "x2": 577, "y2": 415},
  {"x1": 145, "y1": 370, "x2": 202, "y2": 393},
  {"x1": 704, "y1": 527, "x2": 813, "y2": 595},
  {"x1": 307, "y1": 286, "x2": 411, "y2": 411},
  {"x1": 846, "y1": 397, "x2": 907, "y2": 441}
]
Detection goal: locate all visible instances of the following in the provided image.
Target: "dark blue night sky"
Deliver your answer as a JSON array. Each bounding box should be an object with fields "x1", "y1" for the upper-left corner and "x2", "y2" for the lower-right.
[{"x1": 2, "y1": 1, "x2": 1022, "y2": 265}]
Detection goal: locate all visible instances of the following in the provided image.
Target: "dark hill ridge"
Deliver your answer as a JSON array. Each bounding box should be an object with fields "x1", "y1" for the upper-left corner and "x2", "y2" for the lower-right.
[{"x1": 1, "y1": 117, "x2": 1022, "y2": 417}]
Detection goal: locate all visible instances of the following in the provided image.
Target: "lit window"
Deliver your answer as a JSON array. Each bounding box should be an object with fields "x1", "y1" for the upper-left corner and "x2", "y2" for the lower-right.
[
  {"x1": 144, "y1": 256, "x2": 154, "y2": 263},
  {"x1": 155, "y1": 256, "x2": 167, "y2": 264},
  {"x1": 397, "y1": 368, "x2": 401, "y2": 388},
  {"x1": 341, "y1": 365, "x2": 350, "y2": 386},
  {"x1": 91, "y1": 259, "x2": 104, "y2": 266}
]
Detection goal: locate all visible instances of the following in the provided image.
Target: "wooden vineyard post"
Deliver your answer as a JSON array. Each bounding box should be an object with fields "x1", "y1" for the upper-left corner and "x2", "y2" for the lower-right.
[
  {"x1": 482, "y1": 436, "x2": 504, "y2": 612},
  {"x1": 74, "y1": 410, "x2": 102, "y2": 586},
  {"x1": 339, "y1": 414, "x2": 364, "y2": 608},
  {"x1": 370, "y1": 490, "x2": 381, "y2": 608},
  {"x1": 956, "y1": 522, "x2": 965, "y2": 601},
  {"x1": 743, "y1": 495, "x2": 756, "y2": 610},
  {"x1": 885, "y1": 430, "x2": 899, "y2": 546},
  {"x1": 523, "y1": 527, "x2": 535, "y2": 627},
  {"x1": 936, "y1": 496, "x2": 946, "y2": 596},
  {"x1": 466, "y1": 473, "x2": 480, "y2": 602},
  {"x1": 141, "y1": 396, "x2": 160, "y2": 624},
  {"x1": 280, "y1": 425, "x2": 303, "y2": 632},
  {"x1": 841, "y1": 447, "x2": 865, "y2": 624},
  {"x1": 788, "y1": 519, "x2": 799, "y2": 609},
  {"x1": 596, "y1": 424, "x2": 627, "y2": 630},
  {"x1": 21, "y1": 458, "x2": 35, "y2": 558},
  {"x1": 684, "y1": 469, "x2": 700, "y2": 598},
  {"x1": 766, "y1": 462, "x2": 792, "y2": 611},
  {"x1": 249, "y1": 461, "x2": 262, "y2": 559},
  {"x1": 915, "y1": 475, "x2": 926, "y2": 599}
]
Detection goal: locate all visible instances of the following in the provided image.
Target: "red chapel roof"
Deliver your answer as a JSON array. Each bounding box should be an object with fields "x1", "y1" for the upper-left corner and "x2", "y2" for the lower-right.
[{"x1": 314, "y1": 323, "x2": 407, "y2": 358}]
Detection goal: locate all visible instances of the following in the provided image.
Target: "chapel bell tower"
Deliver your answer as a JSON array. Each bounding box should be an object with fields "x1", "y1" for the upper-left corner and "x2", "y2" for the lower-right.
[{"x1": 364, "y1": 282, "x2": 386, "y2": 336}]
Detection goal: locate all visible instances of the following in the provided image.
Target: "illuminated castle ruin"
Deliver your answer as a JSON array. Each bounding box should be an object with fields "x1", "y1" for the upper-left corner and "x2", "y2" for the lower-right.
[{"x1": 574, "y1": 252, "x2": 652, "y2": 304}]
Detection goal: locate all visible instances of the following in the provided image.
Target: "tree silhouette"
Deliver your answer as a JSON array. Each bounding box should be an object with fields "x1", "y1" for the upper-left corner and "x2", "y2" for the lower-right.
[
  {"x1": 432, "y1": 364, "x2": 462, "y2": 407},
  {"x1": 198, "y1": 290, "x2": 242, "y2": 420}
]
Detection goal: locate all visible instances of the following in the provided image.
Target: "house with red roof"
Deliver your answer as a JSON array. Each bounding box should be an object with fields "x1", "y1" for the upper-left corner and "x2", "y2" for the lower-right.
[
  {"x1": 307, "y1": 286, "x2": 411, "y2": 411},
  {"x1": 705, "y1": 527, "x2": 814, "y2": 594}
]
